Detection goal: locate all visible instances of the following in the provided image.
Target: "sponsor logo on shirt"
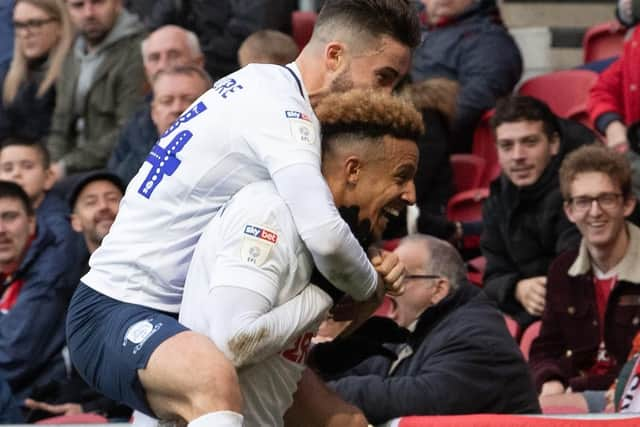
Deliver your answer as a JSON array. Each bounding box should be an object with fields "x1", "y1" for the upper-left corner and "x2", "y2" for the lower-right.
[
  {"x1": 285, "y1": 110, "x2": 311, "y2": 122},
  {"x1": 244, "y1": 224, "x2": 278, "y2": 244}
]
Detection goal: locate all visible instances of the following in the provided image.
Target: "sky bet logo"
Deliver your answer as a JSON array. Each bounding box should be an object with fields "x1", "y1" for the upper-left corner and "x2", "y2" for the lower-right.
[{"x1": 244, "y1": 225, "x2": 278, "y2": 244}]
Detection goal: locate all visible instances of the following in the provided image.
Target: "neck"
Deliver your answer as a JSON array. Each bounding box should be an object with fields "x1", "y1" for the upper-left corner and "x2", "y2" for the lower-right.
[
  {"x1": 589, "y1": 225, "x2": 630, "y2": 273},
  {"x1": 295, "y1": 48, "x2": 328, "y2": 109}
]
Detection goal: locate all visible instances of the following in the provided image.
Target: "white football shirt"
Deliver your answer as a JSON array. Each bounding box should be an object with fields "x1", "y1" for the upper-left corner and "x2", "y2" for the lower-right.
[
  {"x1": 83, "y1": 63, "x2": 323, "y2": 312},
  {"x1": 180, "y1": 181, "x2": 331, "y2": 427}
]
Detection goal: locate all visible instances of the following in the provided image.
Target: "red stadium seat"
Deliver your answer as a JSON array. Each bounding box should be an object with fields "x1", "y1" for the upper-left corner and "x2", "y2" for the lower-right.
[
  {"x1": 583, "y1": 20, "x2": 626, "y2": 64},
  {"x1": 291, "y1": 11, "x2": 317, "y2": 50},
  {"x1": 446, "y1": 188, "x2": 489, "y2": 223},
  {"x1": 450, "y1": 154, "x2": 486, "y2": 193},
  {"x1": 518, "y1": 70, "x2": 599, "y2": 119},
  {"x1": 472, "y1": 110, "x2": 500, "y2": 187},
  {"x1": 36, "y1": 413, "x2": 109, "y2": 424},
  {"x1": 503, "y1": 314, "x2": 520, "y2": 340},
  {"x1": 519, "y1": 320, "x2": 542, "y2": 361}
]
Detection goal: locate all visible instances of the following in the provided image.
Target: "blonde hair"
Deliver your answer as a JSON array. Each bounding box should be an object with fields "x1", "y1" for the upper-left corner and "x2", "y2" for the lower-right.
[
  {"x1": 315, "y1": 88, "x2": 424, "y2": 143},
  {"x1": 3, "y1": 0, "x2": 73, "y2": 104}
]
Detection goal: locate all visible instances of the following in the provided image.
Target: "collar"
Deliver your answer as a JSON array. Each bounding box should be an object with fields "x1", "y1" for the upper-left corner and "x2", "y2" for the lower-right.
[
  {"x1": 569, "y1": 221, "x2": 640, "y2": 282},
  {"x1": 285, "y1": 62, "x2": 311, "y2": 106}
]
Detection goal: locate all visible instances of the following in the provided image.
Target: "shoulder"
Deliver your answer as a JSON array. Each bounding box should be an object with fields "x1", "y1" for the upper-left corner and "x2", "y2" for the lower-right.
[{"x1": 549, "y1": 249, "x2": 580, "y2": 275}]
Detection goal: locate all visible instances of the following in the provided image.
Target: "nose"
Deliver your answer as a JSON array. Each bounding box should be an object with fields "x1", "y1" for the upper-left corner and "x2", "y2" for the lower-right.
[
  {"x1": 403, "y1": 180, "x2": 417, "y2": 205},
  {"x1": 512, "y1": 142, "x2": 526, "y2": 160},
  {"x1": 82, "y1": 2, "x2": 96, "y2": 18},
  {"x1": 588, "y1": 198, "x2": 603, "y2": 216}
]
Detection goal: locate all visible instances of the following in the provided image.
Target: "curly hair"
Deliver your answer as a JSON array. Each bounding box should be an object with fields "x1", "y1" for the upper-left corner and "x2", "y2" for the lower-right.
[
  {"x1": 559, "y1": 144, "x2": 632, "y2": 201},
  {"x1": 315, "y1": 89, "x2": 424, "y2": 145}
]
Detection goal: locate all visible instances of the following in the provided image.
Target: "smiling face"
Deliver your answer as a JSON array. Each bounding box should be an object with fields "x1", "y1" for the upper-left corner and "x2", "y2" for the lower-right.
[
  {"x1": 71, "y1": 179, "x2": 123, "y2": 253},
  {"x1": 495, "y1": 120, "x2": 559, "y2": 188},
  {"x1": 13, "y1": 1, "x2": 61, "y2": 60},
  {"x1": 0, "y1": 197, "x2": 34, "y2": 269},
  {"x1": 564, "y1": 171, "x2": 635, "y2": 252},
  {"x1": 142, "y1": 26, "x2": 201, "y2": 82},
  {"x1": 336, "y1": 135, "x2": 418, "y2": 241},
  {"x1": 324, "y1": 35, "x2": 411, "y2": 98}
]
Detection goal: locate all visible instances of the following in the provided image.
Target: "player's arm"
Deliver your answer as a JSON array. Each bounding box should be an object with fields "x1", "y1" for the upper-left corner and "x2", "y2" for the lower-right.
[
  {"x1": 246, "y1": 94, "x2": 380, "y2": 302},
  {"x1": 203, "y1": 284, "x2": 332, "y2": 367}
]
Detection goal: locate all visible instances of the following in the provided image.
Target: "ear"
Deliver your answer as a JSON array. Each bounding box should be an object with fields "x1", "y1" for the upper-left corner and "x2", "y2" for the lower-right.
[
  {"x1": 563, "y1": 201, "x2": 577, "y2": 224},
  {"x1": 430, "y1": 278, "x2": 450, "y2": 305},
  {"x1": 549, "y1": 133, "x2": 560, "y2": 156},
  {"x1": 70, "y1": 213, "x2": 83, "y2": 233},
  {"x1": 345, "y1": 156, "x2": 361, "y2": 186},
  {"x1": 324, "y1": 41, "x2": 346, "y2": 73},
  {"x1": 28, "y1": 215, "x2": 36, "y2": 236},
  {"x1": 624, "y1": 195, "x2": 637, "y2": 218},
  {"x1": 43, "y1": 167, "x2": 56, "y2": 192}
]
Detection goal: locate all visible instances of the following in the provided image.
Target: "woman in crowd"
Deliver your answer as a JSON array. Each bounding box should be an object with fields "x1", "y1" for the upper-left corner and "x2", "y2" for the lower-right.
[{"x1": 0, "y1": 0, "x2": 72, "y2": 140}]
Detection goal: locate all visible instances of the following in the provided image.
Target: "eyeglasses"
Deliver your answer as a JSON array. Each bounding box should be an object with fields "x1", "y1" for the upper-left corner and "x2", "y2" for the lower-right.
[
  {"x1": 13, "y1": 17, "x2": 57, "y2": 32},
  {"x1": 405, "y1": 274, "x2": 441, "y2": 280},
  {"x1": 567, "y1": 192, "x2": 623, "y2": 213}
]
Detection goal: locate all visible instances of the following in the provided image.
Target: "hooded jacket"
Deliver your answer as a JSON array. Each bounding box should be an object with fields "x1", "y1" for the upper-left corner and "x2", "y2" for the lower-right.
[
  {"x1": 329, "y1": 284, "x2": 540, "y2": 424},
  {"x1": 47, "y1": 9, "x2": 146, "y2": 174},
  {"x1": 481, "y1": 118, "x2": 595, "y2": 327},
  {"x1": 411, "y1": 0, "x2": 522, "y2": 153}
]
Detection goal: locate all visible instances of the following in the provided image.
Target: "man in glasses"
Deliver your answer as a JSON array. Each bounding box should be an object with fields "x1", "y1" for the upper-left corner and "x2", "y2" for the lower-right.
[
  {"x1": 481, "y1": 95, "x2": 594, "y2": 329},
  {"x1": 324, "y1": 235, "x2": 540, "y2": 424},
  {"x1": 530, "y1": 144, "x2": 640, "y2": 412}
]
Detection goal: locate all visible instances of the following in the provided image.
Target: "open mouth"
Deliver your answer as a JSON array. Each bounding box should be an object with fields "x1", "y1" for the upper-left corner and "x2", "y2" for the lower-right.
[{"x1": 383, "y1": 206, "x2": 400, "y2": 219}]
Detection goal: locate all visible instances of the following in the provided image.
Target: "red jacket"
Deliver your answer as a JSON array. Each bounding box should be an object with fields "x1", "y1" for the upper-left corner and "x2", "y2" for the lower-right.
[
  {"x1": 529, "y1": 223, "x2": 640, "y2": 392},
  {"x1": 588, "y1": 27, "x2": 640, "y2": 133}
]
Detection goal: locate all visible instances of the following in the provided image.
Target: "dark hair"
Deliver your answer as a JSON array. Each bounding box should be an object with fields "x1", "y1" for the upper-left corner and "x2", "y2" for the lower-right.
[
  {"x1": 0, "y1": 180, "x2": 34, "y2": 216},
  {"x1": 490, "y1": 95, "x2": 558, "y2": 140},
  {"x1": 559, "y1": 144, "x2": 632, "y2": 201},
  {"x1": 314, "y1": 0, "x2": 421, "y2": 49},
  {"x1": 0, "y1": 136, "x2": 51, "y2": 168}
]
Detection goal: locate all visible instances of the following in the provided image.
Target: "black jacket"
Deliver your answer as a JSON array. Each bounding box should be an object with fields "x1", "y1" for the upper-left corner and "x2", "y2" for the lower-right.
[
  {"x1": 0, "y1": 59, "x2": 56, "y2": 141},
  {"x1": 481, "y1": 118, "x2": 595, "y2": 327},
  {"x1": 148, "y1": 0, "x2": 297, "y2": 80},
  {"x1": 328, "y1": 285, "x2": 540, "y2": 424},
  {"x1": 411, "y1": 0, "x2": 522, "y2": 153}
]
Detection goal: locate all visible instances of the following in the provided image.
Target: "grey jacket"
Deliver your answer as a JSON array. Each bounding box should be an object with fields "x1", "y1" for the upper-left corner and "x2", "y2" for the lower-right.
[{"x1": 47, "y1": 10, "x2": 146, "y2": 174}]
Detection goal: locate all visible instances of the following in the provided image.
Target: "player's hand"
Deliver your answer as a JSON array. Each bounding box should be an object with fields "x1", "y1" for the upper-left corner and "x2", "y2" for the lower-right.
[
  {"x1": 369, "y1": 248, "x2": 406, "y2": 296},
  {"x1": 515, "y1": 276, "x2": 547, "y2": 316},
  {"x1": 24, "y1": 398, "x2": 84, "y2": 416}
]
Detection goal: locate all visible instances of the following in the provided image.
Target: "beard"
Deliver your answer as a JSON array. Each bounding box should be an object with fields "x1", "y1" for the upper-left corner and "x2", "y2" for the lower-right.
[{"x1": 329, "y1": 68, "x2": 355, "y2": 93}]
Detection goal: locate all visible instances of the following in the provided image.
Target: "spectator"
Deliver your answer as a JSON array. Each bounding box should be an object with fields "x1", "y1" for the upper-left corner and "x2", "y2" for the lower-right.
[
  {"x1": 47, "y1": 0, "x2": 145, "y2": 177},
  {"x1": 107, "y1": 25, "x2": 204, "y2": 185},
  {"x1": 147, "y1": 0, "x2": 297, "y2": 80},
  {"x1": 0, "y1": 0, "x2": 72, "y2": 141},
  {"x1": 0, "y1": 181, "x2": 77, "y2": 400},
  {"x1": 23, "y1": 170, "x2": 128, "y2": 422},
  {"x1": 318, "y1": 235, "x2": 540, "y2": 424},
  {"x1": 481, "y1": 96, "x2": 593, "y2": 328},
  {"x1": 0, "y1": 137, "x2": 83, "y2": 281},
  {"x1": 140, "y1": 24, "x2": 204, "y2": 84},
  {"x1": 530, "y1": 145, "x2": 640, "y2": 413},
  {"x1": 411, "y1": 0, "x2": 522, "y2": 153},
  {"x1": 109, "y1": 65, "x2": 211, "y2": 184},
  {"x1": 238, "y1": 29, "x2": 299, "y2": 67},
  {"x1": 68, "y1": 170, "x2": 124, "y2": 257}
]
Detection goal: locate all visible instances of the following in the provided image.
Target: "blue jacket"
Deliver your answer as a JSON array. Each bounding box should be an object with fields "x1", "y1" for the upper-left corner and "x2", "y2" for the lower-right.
[
  {"x1": 108, "y1": 102, "x2": 158, "y2": 185},
  {"x1": 411, "y1": 0, "x2": 522, "y2": 153},
  {"x1": 0, "y1": 217, "x2": 80, "y2": 399},
  {"x1": 329, "y1": 285, "x2": 540, "y2": 424}
]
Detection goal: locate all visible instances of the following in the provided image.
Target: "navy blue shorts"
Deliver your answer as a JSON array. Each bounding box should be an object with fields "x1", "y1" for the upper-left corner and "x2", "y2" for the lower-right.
[{"x1": 66, "y1": 283, "x2": 189, "y2": 416}]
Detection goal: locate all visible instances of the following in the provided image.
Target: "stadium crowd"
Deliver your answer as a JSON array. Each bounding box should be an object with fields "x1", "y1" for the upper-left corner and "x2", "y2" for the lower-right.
[{"x1": 0, "y1": 0, "x2": 640, "y2": 425}]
